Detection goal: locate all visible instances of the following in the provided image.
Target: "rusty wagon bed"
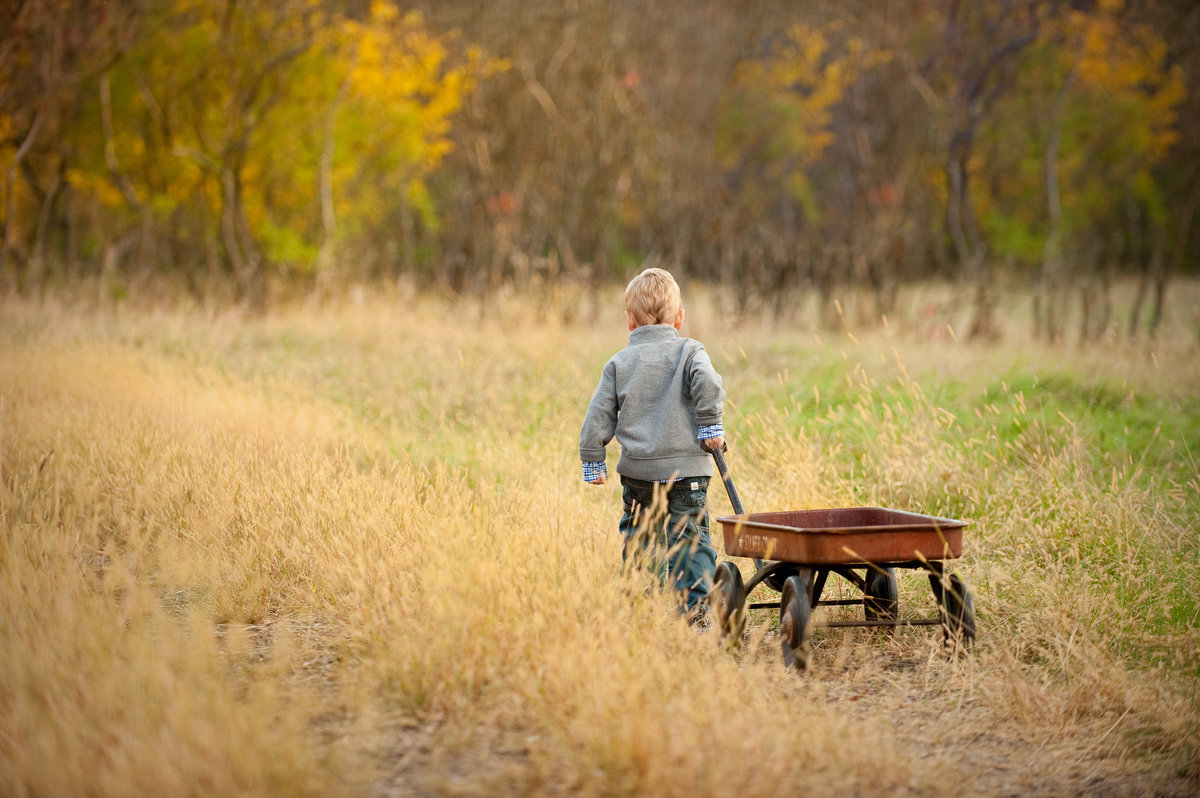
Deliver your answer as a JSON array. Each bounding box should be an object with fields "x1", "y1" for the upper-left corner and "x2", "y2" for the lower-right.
[{"x1": 717, "y1": 506, "x2": 965, "y2": 564}]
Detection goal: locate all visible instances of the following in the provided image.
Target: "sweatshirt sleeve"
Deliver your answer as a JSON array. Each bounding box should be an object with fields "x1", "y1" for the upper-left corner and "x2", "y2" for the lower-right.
[
  {"x1": 688, "y1": 346, "x2": 725, "y2": 427},
  {"x1": 579, "y1": 360, "x2": 618, "y2": 462}
]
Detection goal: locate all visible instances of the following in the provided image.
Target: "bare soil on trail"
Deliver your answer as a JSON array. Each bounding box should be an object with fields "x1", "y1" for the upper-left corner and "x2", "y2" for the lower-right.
[
  {"x1": 815, "y1": 653, "x2": 1196, "y2": 798},
  {"x1": 366, "y1": 632, "x2": 1197, "y2": 798},
  {"x1": 778, "y1": 620, "x2": 1195, "y2": 798}
]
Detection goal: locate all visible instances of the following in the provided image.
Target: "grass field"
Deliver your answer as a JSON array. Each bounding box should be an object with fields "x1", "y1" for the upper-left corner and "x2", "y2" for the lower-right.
[{"x1": 3, "y1": 280, "x2": 1199, "y2": 796}]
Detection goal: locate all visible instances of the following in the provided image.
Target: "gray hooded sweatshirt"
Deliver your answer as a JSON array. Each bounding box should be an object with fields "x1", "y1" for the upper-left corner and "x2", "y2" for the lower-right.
[{"x1": 579, "y1": 324, "x2": 725, "y2": 481}]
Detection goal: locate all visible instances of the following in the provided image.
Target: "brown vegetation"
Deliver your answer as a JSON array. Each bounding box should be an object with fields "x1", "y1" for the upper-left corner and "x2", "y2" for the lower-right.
[{"x1": 2, "y1": 282, "x2": 1197, "y2": 795}]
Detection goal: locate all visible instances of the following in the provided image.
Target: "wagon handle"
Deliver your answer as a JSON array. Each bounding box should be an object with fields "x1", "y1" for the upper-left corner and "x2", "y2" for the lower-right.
[
  {"x1": 712, "y1": 448, "x2": 745, "y2": 516},
  {"x1": 711, "y1": 448, "x2": 764, "y2": 571}
]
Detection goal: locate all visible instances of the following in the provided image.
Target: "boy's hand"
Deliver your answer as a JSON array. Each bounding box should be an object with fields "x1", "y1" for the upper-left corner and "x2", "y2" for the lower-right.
[
  {"x1": 700, "y1": 436, "x2": 726, "y2": 454},
  {"x1": 587, "y1": 475, "x2": 607, "y2": 485}
]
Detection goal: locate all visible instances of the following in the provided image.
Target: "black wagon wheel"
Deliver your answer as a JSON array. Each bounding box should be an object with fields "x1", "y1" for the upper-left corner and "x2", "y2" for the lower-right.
[
  {"x1": 929, "y1": 570, "x2": 977, "y2": 649},
  {"x1": 863, "y1": 566, "x2": 899, "y2": 630},
  {"x1": 780, "y1": 573, "x2": 814, "y2": 671},
  {"x1": 710, "y1": 561, "x2": 747, "y2": 645}
]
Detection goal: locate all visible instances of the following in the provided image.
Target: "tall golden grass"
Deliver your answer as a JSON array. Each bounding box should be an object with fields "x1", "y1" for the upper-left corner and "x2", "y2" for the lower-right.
[{"x1": 2, "y1": 282, "x2": 1198, "y2": 796}]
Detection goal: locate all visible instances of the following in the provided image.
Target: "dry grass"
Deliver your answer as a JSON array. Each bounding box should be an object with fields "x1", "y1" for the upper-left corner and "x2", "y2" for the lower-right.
[{"x1": 2, "y1": 280, "x2": 1198, "y2": 796}]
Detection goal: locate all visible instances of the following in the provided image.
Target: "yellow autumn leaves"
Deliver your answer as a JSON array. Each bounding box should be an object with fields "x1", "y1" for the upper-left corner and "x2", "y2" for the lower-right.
[{"x1": 57, "y1": 0, "x2": 507, "y2": 269}]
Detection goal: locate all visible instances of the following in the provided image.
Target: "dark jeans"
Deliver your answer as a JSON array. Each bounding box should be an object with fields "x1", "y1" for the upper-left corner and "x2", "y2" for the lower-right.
[{"x1": 619, "y1": 475, "x2": 717, "y2": 613}]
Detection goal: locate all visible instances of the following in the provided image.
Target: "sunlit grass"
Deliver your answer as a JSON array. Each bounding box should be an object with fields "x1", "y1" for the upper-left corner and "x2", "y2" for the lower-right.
[{"x1": 2, "y1": 280, "x2": 1198, "y2": 795}]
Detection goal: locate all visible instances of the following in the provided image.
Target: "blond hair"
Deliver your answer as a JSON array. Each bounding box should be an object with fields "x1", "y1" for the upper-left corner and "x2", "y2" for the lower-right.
[{"x1": 625, "y1": 268, "x2": 682, "y2": 326}]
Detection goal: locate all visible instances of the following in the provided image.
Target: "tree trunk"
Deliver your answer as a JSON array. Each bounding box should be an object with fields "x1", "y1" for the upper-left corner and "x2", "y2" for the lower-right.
[
  {"x1": 1129, "y1": 270, "x2": 1149, "y2": 341},
  {"x1": 1147, "y1": 223, "x2": 1168, "y2": 340},
  {"x1": 1, "y1": 104, "x2": 46, "y2": 291},
  {"x1": 1038, "y1": 74, "x2": 1072, "y2": 342},
  {"x1": 1128, "y1": 194, "x2": 1149, "y2": 341},
  {"x1": 967, "y1": 261, "x2": 996, "y2": 340},
  {"x1": 947, "y1": 149, "x2": 996, "y2": 340},
  {"x1": 1149, "y1": 178, "x2": 1200, "y2": 338},
  {"x1": 27, "y1": 167, "x2": 64, "y2": 293},
  {"x1": 100, "y1": 70, "x2": 156, "y2": 278},
  {"x1": 316, "y1": 73, "x2": 351, "y2": 279},
  {"x1": 221, "y1": 166, "x2": 265, "y2": 311},
  {"x1": 1078, "y1": 284, "x2": 1092, "y2": 346}
]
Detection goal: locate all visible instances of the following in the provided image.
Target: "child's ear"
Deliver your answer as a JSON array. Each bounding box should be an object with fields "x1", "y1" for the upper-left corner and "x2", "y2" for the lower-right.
[
  {"x1": 627, "y1": 311, "x2": 637, "y2": 331},
  {"x1": 673, "y1": 308, "x2": 684, "y2": 330}
]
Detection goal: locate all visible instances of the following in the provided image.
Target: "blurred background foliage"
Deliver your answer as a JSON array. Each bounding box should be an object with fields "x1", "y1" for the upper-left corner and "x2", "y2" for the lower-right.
[{"x1": 1, "y1": 0, "x2": 1197, "y2": 338}]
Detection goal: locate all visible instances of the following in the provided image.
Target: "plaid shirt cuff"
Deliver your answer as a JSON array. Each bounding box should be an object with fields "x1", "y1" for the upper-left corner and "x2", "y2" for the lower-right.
[
  {"x1": 582, "y1": 461, "x2": 608, "y2": 482},
  {"x1": 697, "y1": 423, "x2": 724, "y2": 440}
]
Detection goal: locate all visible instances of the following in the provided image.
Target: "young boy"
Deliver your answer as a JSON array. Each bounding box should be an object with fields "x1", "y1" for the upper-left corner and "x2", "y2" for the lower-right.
[{"x1": 579, "y1": 267, "x2": 725, "y2": 618}]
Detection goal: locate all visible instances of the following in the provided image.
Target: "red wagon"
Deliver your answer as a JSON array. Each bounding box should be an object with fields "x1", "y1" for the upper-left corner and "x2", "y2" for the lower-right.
[{"x1": 708, "y1": 452, "x2": 976, "y2": 669}]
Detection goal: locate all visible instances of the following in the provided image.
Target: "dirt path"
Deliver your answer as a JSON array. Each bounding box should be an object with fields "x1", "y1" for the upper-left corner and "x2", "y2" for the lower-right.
[
  {"x1": 366, "y1": 636, "x2": 1196, "y2": 798},
  {"x1": 799, "y1": 637, "x2": 1195, "y2": 797}
]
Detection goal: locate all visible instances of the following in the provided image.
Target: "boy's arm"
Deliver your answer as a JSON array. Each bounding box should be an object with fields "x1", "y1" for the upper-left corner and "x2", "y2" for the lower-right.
[
  {"x1": 579, "y1": 361, "x2": 618, "y2": 484},
  {"x1": 688, "y1": 346, "x2": 725, "y2": 428}
]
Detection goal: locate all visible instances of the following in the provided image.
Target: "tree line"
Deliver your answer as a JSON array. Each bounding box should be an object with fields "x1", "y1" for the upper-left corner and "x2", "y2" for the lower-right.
[{"x1": 2, "y1": 0, "x2": 1197, "y2": 338}]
